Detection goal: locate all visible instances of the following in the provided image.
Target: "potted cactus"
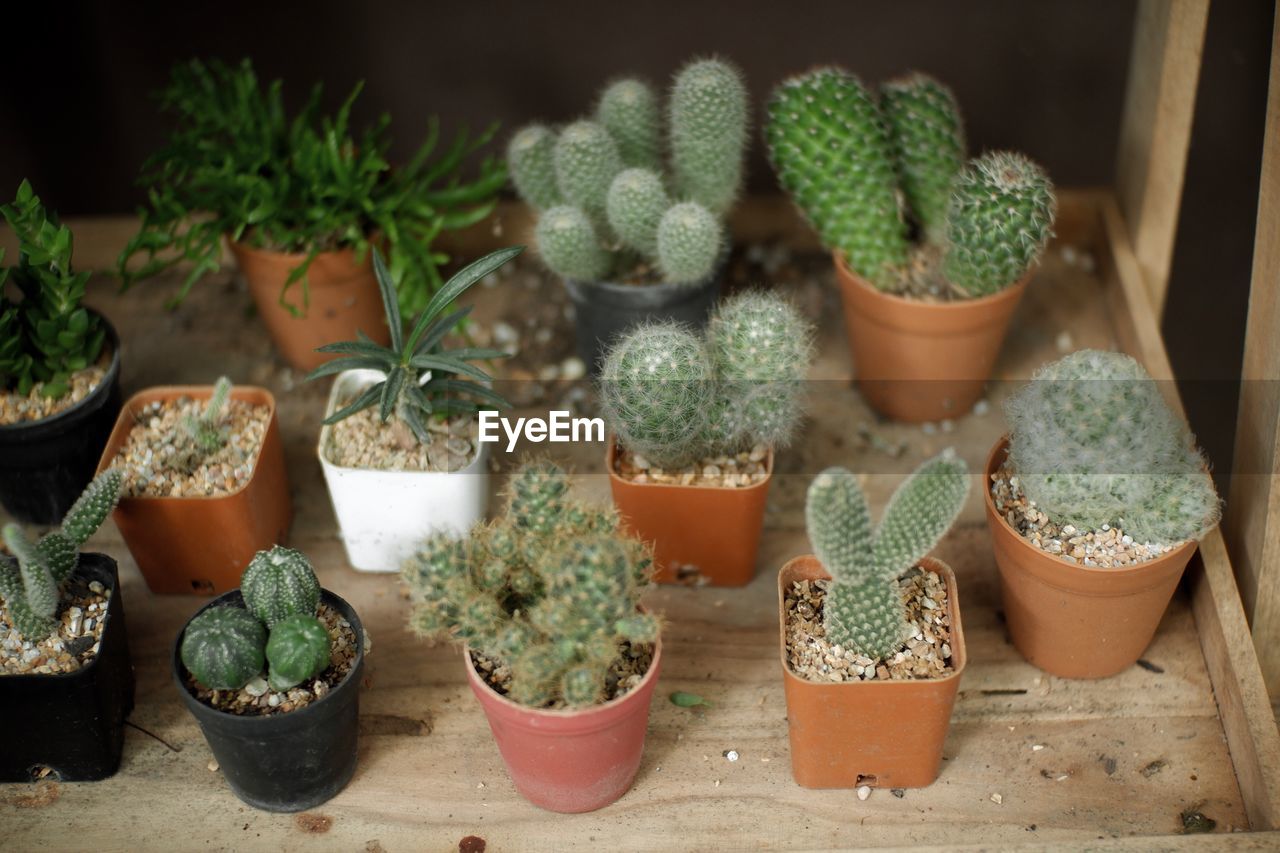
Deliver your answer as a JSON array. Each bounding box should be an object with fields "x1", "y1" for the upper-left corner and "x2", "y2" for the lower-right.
[
  {"x1": 118, "y1": 58, "x2": 505, "y2": 371},
  {"x1": 0, "y1": 470, "x2": 133, "y2": 782},
  {"x1": 984, "y1": 350, "x2": 1221, "y2": 678},
  {"x1": 308, "y1": 247, "x2": 519, "y2": 572},
  {"x1": 600, "y1": 290, "x2": 814, "y2": 585},
  {"x1": 96, "y1": 376, "x2": 292, "y2": 595},
  {"x1": 507, "y1": 57, "x2": 749, "y2": 372},
  {"x1": 766, "y1": 70, "x2": 1057, "y2": 422},
  {"x1": 0, "y1": 181, "x2": 123, "y2": 524},
  {"x1": 172, "y1": 546, "x2": 366, "y2": 812},
  {"x1": 780, "y1": 452, "x2": 969, "y2": 789},
  {"x1": 404, "y1": 460, "x2": 661, "y2": 813}
]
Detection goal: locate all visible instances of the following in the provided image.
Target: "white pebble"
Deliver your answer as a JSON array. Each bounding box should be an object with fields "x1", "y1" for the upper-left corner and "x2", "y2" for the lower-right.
[
  {"x1": 991, "y1": 793, "x2": 1004, "y2": 805},
  {"x1": 857, "y1": 785, "x2": 871, "y2": 801},
  {"x1": 973, "y1": 399, "x2": 991, "y2": 416},
  {"x1": 244, "y1": 676, "x2": 269, "y2": 697},
  {"x1": 725, "y1": 750, "x2": 739, "y2": 762}
]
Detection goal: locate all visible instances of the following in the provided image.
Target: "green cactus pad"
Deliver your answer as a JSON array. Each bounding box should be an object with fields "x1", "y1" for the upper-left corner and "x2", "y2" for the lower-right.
[
  {"x1": 181, "y1": 605, "x2": 267, "y2": 690},
  {"x1": 607, "y1": 168, "x2": 669, "y2": 259},
  {"x1": 597, "y1": 79, "x2": 662, "y2": 170},
  {"x1": 240, "y1": 546, "x2": 321, "y2": 628},
  {"x1": 880, "y1": 73, "x2": 966, "y2": 241},
  {"x1": 656, "y1": 201, "x2": 721, "y2": 284},
  {"x1": 507, "y1": 124, "x2": 563, "y2": 211},
  {"x1": 265, "y1": 614, "x2": 332, "y2": 692},
  {"x1": 36, "y1": 531, "x2": 78, "y2": 585},
  {"x1": 554, "y1": 121, "x2": 624, "y2": 219},
  {"x1": 61, "y1": 468, "x2": 122, "y2": 546},
  {"x1": 670, "y1": 58, "x2": 748, "y2": 216},
  {"x1": 0, "y1": 558, "x2": 58, "y2": 639},
  {"x1": 535, "y1": 205, "x2": 612, "y2": 282}
]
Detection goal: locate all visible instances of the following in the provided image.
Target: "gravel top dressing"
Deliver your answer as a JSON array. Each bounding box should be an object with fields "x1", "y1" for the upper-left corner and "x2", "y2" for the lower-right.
[
  {"x1": 614, "y1": 443, "x2": 770, "y2": 489},
  {"x1": 0, "y1": 577, "x2": 111, "y2": 676},
  {"x1": 324, "y1": 407, "x2": 478, "y2": 473},
  {"x1": 0, "y1": 359, "x2": 109, "y2": 426}
]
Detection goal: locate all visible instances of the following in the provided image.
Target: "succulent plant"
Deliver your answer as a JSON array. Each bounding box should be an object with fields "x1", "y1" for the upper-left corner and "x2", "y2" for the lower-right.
[
  {"x1": 607, "y1": 168, "x2": 669, "y2": 258},
  {"x1": 669, "y1": 58, "x2": 749, "y2": 217},
  {"x1": 536, "y1": 206, "x2": 612, "y2": 282},
  {"x1": 181, "y1": 606, "x2": 269, "y2": 690},
  {"x1": 265, "y1": 614, "x2": 333, "y2": 691},
  {"x1": 241, "y1": 546, "x2": 322, "y2": 628},
  {"x1": 655, "y1": 202, "x2": 723, "y2": 285},
  {"x1": 0, "y1": 469, "x2": 121, "y2": 640},
  {"x1": 880, "y1": 73, "x2": 966, "y2": 241},
  {"x1": 1004, "y1": 350, "x2": 1221, "y2": 545},
  {"x1": 172, "y1": 376, "x2": 232, "y2": 474},
  {"x1": 597, "y1": 79, "x2": 662, "y2": 170},
  {"x1": 307, "y1": 246, "x2": 519, "y2": 444},
  {"x1": 554, "y1": 120, "x2": 624, "y2": 223},
  {"x1": 805, "y1": 451, "x2": 969, "y2": 659},
  {"x1": 506, "y1": 124, "x2": 562, "y2": 211},
  {"x1": 404, "y1": 460, "x2": 657, "y2": 709}
]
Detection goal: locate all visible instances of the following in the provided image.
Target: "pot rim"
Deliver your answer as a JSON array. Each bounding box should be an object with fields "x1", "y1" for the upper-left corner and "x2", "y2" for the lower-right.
[
  {"x1": 0, "y1": 309, "x2": 121, "y2": 434},
  {"x1": 605, "y1": 435, "x2": 775, "y2": 493},
  {"x1": 983, "y1": 434, "x2": 1199, "y2": 579},
  {"x1": 833, "y1": 251, "x2": 1030, "y2": 311},
  {"x1": 95, "y1": 385, "x2": 278, "y2": 503},
  {"x1": 777, "y1": 554, "x2": 968, "y2": 688},
  {"x1": 171, "y1": 586, "x2": 365, "y2": 725}
]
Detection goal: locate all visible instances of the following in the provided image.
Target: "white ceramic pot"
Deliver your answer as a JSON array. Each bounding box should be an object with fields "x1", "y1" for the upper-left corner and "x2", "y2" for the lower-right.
[{"x1": 318, "y1": 369, "x2": 490, "y2": 572}]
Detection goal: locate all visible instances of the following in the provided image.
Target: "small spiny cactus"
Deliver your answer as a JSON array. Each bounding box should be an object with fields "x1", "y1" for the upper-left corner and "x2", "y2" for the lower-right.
[
  {"x1": 553, "y1": 120, "x2": 624, "y2": 222},
  {"x1": 241, "y1": 545, "x2": 322, "y2": 628},
  {"x1": 880, "y1": 73, "x2": 966, "y2": 241},
  {"x1": 607, "y1": 168, "x2": 669, "y2": 258},
  {"x1": 181, "y1": 606, "x2": 268, "y2": 690},
  {"x1": 535, "y1": 206, "x2": 612, "y2": 282},
  {"x1": 507, "y1": 125, "x2": 562, "y2": 211},
  {"x1": 597, "y1": 79, "x2": 662, "y2": 170},
  {"x1": 655, "y1": 201, "x2": 721, "y2": 284},
  {"x1": 173, "y1": 376, "x2": 232, "y2": 474},
  {"x1": 265, "y1": 614, "x2": 333, "y2": 691},
  {"x1": 669, "y1": 58, "x2": 749, "y2": 216}
]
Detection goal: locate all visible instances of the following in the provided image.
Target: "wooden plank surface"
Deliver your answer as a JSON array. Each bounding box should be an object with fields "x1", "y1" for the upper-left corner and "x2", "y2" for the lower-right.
[{"x1": 1, "y1": 194, "x2": 1270, "y2": 850}]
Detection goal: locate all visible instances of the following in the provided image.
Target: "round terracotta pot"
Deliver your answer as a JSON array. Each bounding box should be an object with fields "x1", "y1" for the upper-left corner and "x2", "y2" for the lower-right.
[
  {"x1": 606, "y1": 437, "x2": 773, "y2": 586},
  {"x1": 96, "y1": 385, "x2": 293, "y2": 595},
  {"x1": 833, "y1": 252, "x2": 1028, "y2": 423},
  {"x1": 779, "y1": 555, "x2": 966, "y2": 789},
  {"x1": 465, "y1": 636, "x2": 662, "y2": 813},
  {"x1": 983, "y1": 436, "x2": 1198, "y2": 679},
  {"x1": 228, "y1": 239, "x2": 390, "y2": 372}
]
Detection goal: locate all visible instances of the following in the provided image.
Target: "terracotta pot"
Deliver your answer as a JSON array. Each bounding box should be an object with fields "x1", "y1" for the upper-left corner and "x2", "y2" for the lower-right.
[
  {"x1": 228, "y1": 239, "x2": 390, "y2": 372},
  {"x1": 833, "y1": 252, "x2": 1028, "y2": 423},
  {"x1": 779, "y1": 555, "x2": 966, "y2": 789},
  {"x1": 96, "y1": 386, "x2": 293, "y2": 595},
  {"x1": 983, "y1": 436, "x2": 1197, "y2": 679},
  {"x1": 464, "y1": 635, "x2": 662, "y2": 813},
  {"x1": 606, "y1": 437, "x2": 772, "y2": 586}
]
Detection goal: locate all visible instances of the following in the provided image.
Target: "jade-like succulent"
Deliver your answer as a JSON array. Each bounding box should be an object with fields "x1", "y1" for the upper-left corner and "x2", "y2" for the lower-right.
[
  {"x1": 181, "y1": 606, "x2": 269, "y2": 690},
  {"x1": 404, "y1": 460, "x2": 657, "y2": 709},
  {"x1": 172, "y1": 376, "x2": 232, "y2": 474},
  {"x1": 805, "y1": 451, "x2": 969, "y2": 659},
  {"x1": 880, "y1": 73, "x2": 966, "y2": 241},
  {"x1": 265, "y1": 614, "x2": 332, "y2": 691},
  {"x1": 241, "y1": 546, "x2": 322, "y2": 628},
  {"x1": 0, "y1": 469, "x2": 121, "y2": 640},
  {"x1": 1004, "y1": 350, "x2": 1221, "y2": 545}
]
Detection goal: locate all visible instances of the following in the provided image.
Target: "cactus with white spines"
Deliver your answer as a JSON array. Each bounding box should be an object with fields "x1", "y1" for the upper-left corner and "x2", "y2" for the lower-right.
[
  {"x1": 607, "y1": 168, "x2": 669, "y2": 258},
  {"x1": 535, "y1": 206, "x2": 613, "y2": 282},
  {"x1": 880, "y1": 73, "x2": 966, "y2": 241},
  {"x1": 241, "y1": 545, "x2": 321, "y2": 628},
  {"x1": 506, "y1": 124, "x2": 562, "y2": 211},
  {"x1": 554, "y1": 120, "x2": 624, "y2": 223},
  {"x1": 669, "y1": 58, "x2": 749, "y2": 216},
  {"x1": 597, "y1": 79, "x2": 661, "y2": 170},
  {"x1": 655, "y1": 202, "x2": 721, "y2": 284},
  {"x1": 805, "y1": 451, "x2": 969, "y2": 659}
]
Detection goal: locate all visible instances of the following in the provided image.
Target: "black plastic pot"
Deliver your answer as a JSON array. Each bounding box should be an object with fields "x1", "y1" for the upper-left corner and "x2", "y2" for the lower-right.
[
  {"x1": 0, "y1": 311, "x2": 123, "y2": 524},
  {"x1": 0, "y1": 553, "x2": 135, "y2": 782},
  {"x1": 173, "y1": 588, "x2": 365, "y2": 813},
  {"x1": 564, "y1": 269, "x2": 722, "y2": 375}
]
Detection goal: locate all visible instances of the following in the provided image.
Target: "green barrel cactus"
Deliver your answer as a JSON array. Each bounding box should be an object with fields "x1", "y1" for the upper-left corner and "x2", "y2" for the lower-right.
[
  {"x1": 805, "y1": 451, "x2": 969, "y2": 659},
  {"x1": 265, "y1": 614, "x2": 332, "y2": 691},
  {"x1": 607, "y1": 168, "x2": 669, "y2": 258},
  {"x1": 553, "y1": 121, "x2": 623, "y2": 221},
  {"x1": 669, "y1": 58, "x2": 749, "y2": 217},
  {"x1": 943, "y1": 151, "x2": 1057, "y2": 297},
  {"x1": 181, "y1": 606, "x2": 269, "y2": 690},
  {"x1": 507, "y1": 124, "x2": 562, "y2": 211},
  {"x1": 241, "y1": 546, "x2": 322, "y2": 628},
  {"x1": 656, "y1": 201, "x2": 721, "y2": 284},
  {"x1": 535, "y1": 206, "x2": 612, "y2": 282},
  {"x1": 880, "y1": 73, "x2": 966, "y2": 241},
  {"x1": 1004, "y1": 350, "x2": 1221, "y2": 545},
  {"x1": 597, "y1": 79, "x2": 661, "y2": 170}
]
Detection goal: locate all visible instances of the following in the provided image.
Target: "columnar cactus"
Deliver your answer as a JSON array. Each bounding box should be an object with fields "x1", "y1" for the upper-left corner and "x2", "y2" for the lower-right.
[
  {"x1": 265, "y1": 615, "x2": 333, "y2": 691},
  {"x1": 506, "y1": 125, "x2": 562, "y2": 212},
  {"x1": 805, "y1": 451, "x2": 969, "y2": 659},
  {"x1": 1004, "y1": 350, "x2": 1221, "y2": 544},
  {"x1": 403, "y1": 460, "x2": 657, "y2": 709},
  {"x1": 241, "y1": 545, "x2": 322, "y2": 628},
  {"x1": 669, "y1": 58, "x2": 749, "y2": 216},
  {"x1": 173, "y1": 376, "x2": 232, "y2": 473},
  {"x1": 597, "y1": 79, "x2": 662, "y2": 170},
  {"x1": 181, "y1": 606, "x2": 268, "y2": 690},
  {"x1": 0, "y1": 469, "x2": 121, "y2": 640},
  {"x1": 607, "y1": 168, "x2": 669, "y2": 258},
  {"x1": 944, "y1": 152, "x2": 1057, "y2": 297},
  {"x1": 553, "y1": 121, "x2": 623, "y2": 222},
  {"x1": 880, "y1": 73, "x2": 966, "y2": 241}
]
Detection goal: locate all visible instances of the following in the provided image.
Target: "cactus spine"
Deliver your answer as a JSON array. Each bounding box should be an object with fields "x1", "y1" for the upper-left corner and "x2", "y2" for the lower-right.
[
  {"x1": 669, "y1": 58, "x2": 749, "y2": 216},
  {"x1": 553, "y1": 120, "x2": 623, "y2": 222},
  {"x1": 181, "y1": 606, "x2": 268, "y2": 690},
  {"x1": 506, "y1": 125, "x2": 562, "y2": 211},
  {"x1": 535, "y1": 206, "x2": 612, "y2": 282},
  {"x1": 597, "y1": 79, "x2": 661, "y2": 170},
  {"x1": 265, "y1": 614, "x2": 332, "y2": 691},
  {"x1": 607, "y1": 168, "x2": 669, "y2": 258},
  {"x1": 241, "y1": 545, "x2": 322, "y2": 628},
  {"x1": 656, "y1": 202, "x2": 721, "y2": 284},
  {"x1": 1004, "y1": 350, "x2": 1221, "y2": 545},
  {"x1": 805, "y1": 451, "x2": 969, "y2": 659},
  {"x1": 880, "y1": 73, "x2": 966, "y2": 241},
  {"x1": 174, "y1": 376, "x2": 232, "y2": 473}
]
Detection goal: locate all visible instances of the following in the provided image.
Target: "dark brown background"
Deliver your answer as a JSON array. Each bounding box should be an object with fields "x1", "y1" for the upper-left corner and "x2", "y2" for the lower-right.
[{"x1": 1, "y1": 0, "x2": 1273, "y2": 482}]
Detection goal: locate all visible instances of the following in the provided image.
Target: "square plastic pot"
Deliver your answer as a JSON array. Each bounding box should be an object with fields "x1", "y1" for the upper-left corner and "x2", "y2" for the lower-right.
[
  {"x1": 96, "y1": 385, "x2": 293, "y2": 595},
  {"x1": 318, "y1": 369, "x2": 490, "y2": 573}
]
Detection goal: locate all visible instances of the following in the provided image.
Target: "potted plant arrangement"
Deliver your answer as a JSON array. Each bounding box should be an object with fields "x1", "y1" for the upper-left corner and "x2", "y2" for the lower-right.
[
  {"x1": 404, "y1": 460, "x2": 661, "y2": 813},
  {"x1": 0, "y1": 181, "x2": 123, "y2": 524},
  {"x1": 96, "y1": 376, "x2": 292, "y2": 595},
  {"x1": 309, "y1": 247, "x2": 520, "y2": 572},
  {"x1": 780, "y1": 451, "x2": 969, "y2": 789},
  {"x1": 173, "y1": 546, "x2": 365, "y2": 812},
  {"x1": 507, "y1": 57, "x2": 748, "y2": 372},
  {"x1": 765, "y1": 69, "x2": 1057, "y2": 422},
  {"x1": 118, "y1": 58, "x2": 506, "y2": 371},
  {"x1": 0, "y1": 470, "x2": 133, "y2": 781},
  {"x1": 600, "y1": 290, "x2": 814, "y2": 585},
  {"x1": 985, "y1": 349, "x2": 1221, "y2": 678}
]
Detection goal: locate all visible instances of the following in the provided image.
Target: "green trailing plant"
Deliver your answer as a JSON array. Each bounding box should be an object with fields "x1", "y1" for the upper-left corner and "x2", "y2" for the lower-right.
[
  {"x1": 0, "y1": 469, "x2": 121, "y2": 640},
  {"x1": 1004, "y1": 349, "x2": 1221, "y2": 545},
  {"x1": 765, "y1": 68, "x2": 1056, "y2": 297},
  {"x1": 805, "y1": 451, "x2": 969, "y2": 659},
  {"x1": 0, "y1": 180, "x2": 106, "y2": 399},
  {"x1": 599, "y1": 290, "x2": 814, "y2": 469},
  {"x1": 118, "y1": 57, "x2": 506, "y2": 319},
  {"x1": 306, "y1": 246, "x2": 521, "y2": 444},
  {"x1": 181, "y1": 546, "x2": 333, "y2": 693},
  {"x1": 405, "y1": 459, "x2": 658, "y2": 709},
  {"x1": 173, "y1": 376, "x2": 232, "y2": 473},
  {"x1": 507, "y1": 57, "x2": 748, "y2": 285}
]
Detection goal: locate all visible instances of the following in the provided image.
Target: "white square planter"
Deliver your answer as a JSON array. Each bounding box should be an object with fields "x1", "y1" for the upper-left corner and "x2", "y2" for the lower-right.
[{"x1": 318, "y1": 369, "x2": 489, "y2": 572}]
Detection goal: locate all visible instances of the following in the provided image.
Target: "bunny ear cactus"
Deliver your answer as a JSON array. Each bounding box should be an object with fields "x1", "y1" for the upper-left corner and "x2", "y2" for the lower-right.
[
  {"x1": 669, "y1": 58, "x2": 749, "y2": 217},
  {"x1": 241, "y1": 546, "x2": 322, "y2": 628},
  {"x1": 1004, "y1": 349, "x2": 1220, "y2": 545},
  {"x1": 597, "y1": 79, "x2": 662, "y2": 171},
  {"x1": 806, "y1": 451, "x2": 969, "y2": 659},
  {"x1": 880, "y1": 73, "x2": 966, "y2": 241}
]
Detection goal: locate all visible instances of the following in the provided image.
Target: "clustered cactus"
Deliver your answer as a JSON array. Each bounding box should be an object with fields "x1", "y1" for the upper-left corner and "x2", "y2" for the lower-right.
[
  {"x1": 599, "y1": 290, "x2": 814, "y2": 469},
  {"x1": 509, "y1": 58, "x2": 748, "y2": 286},
  {"x1": 172, "y1": 376, "x2": 232, "y2": 473},
  {"x1": 0, "y1": 470, "x2": 122, "y2": 640},
  {"x1": 404, "y1": 460, "x2": 659, "y2": 709},
  {"x1": 805, "y1": 451, "x2": 969, "y2": 659},
  {"x1": 765, "y1": 69, "x2": 1056, "y2": 297},
  {"x1": 1004, "y1": 350, "x2": 1221, "y2": 545},
  {"x1": 181, "y1": 546, "x2": 332, "y2": 692}
]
